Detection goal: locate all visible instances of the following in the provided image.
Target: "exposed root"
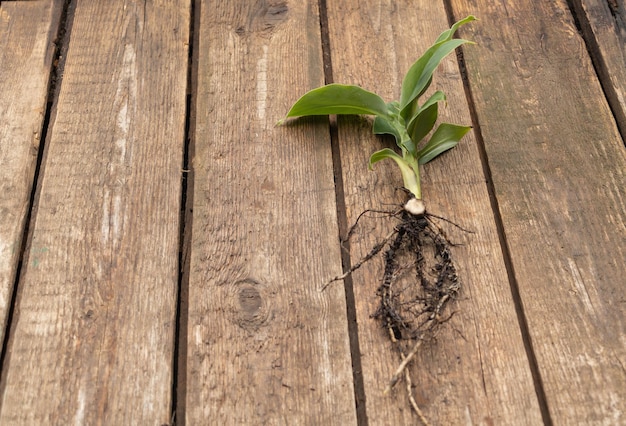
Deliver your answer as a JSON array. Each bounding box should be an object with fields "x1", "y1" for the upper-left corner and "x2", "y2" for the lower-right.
[
  {"x1": 341, "y1": 208, "x2": 400, "y2": 252},
  {"x1": 402, "y1": 351, "x2": 431, "y2": 426},
  {"x1": 320, "y1": 229, "x2": 395, "y2": 292},
  {"x1": 374, "y1": 210, "x2": 460, "y2": 340},
  {"x1": 327, "y1": 205, "x2": 464, "y2": 421},
  {"x1": 424, "y1": 211, "x2": 475, "y2": 236},
  {"x1": 384, "y1": 329, "x2": 427, "y2": 394}
]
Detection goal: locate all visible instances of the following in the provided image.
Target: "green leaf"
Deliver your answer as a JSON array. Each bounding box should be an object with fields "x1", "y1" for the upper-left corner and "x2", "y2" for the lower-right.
[
  {"x1": 412, "y1": 91, "x2": 446, "y2": 123},
  {"x1": 373, "y1": 116, "x2": 401, "y2": 141},
  {"x1": 434, "y1": 15, "x2": 477, "y2": 44},
  {"x1": 399, "y1": 16, "x2": 475, "y2": 119},
  {"x1": 373, "y1": 116, "x2": 418, "y2": 157},
  {"x1": 417, "y1": 123, "x2": 471, "y2": 165},
  {"x1": 406, "y1": 91, "x2": 446, "y2": 144},
  {"x1": 283, "y1": 84, "x2": 389, "y2": 119},
  {"x1": 369, "y1": 148, "x2": 421, "y2": 199},
  {"x1": 399, "y1": 38, "x2": 471, "y2": 118},
  {"x1": 279, "y1": 16, "x2": 476, "y2": 201},
  {"x1": 369, "y1": 147, "x2": 403, "y2": 169},
  {"x1": 372, "y1": 102, "x2": 403, "y2": 145},
  {"x1": 409, "y1": 103, "x2": 438, "y2": 144}
]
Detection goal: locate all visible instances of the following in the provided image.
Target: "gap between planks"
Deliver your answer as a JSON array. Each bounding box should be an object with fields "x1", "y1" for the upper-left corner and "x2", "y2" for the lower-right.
[
  {"x1": 174, "y1": 0, "x2": 201, "y2": 424},
  {"x1": 565, "y1": 0, "x2": 626, "y2": 144},
  {"x1": 443, "y1": 2, "x2": 554, "y2": 424},
  {"x1": 317, "y1": 0, "x2": 368, "y2": 424},
  {"x1": 0, "y1": 0, "x2": 72, "y2": 396}
]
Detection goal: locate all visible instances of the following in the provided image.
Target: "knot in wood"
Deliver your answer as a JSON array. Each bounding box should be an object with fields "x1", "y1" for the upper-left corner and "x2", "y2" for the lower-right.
[{"x1": 230, "y1": 279, "x2": 272, "y2": 331}]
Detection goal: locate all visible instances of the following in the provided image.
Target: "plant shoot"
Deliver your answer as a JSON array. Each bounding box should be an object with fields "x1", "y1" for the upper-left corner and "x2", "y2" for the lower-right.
[{"x1": 279, "y1": 16, "x2": 475, "y2": 214}]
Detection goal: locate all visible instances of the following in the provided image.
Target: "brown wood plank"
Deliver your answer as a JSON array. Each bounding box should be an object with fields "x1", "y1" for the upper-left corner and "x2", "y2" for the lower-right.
[
  {"x1": 0, "y1": 0, "x2": 62, "y2": 344},
  {"x1": 0, "y1": 1, "x2": 189, "y2": 423},
  {"x1": 573, "y1": 0, "x2": 626, "y2": 135},
  {"x1": 451, "y1": 0, "x2": 626, "y2": 423},
  {"x1": 327, "y1": 1, "x2": 543, "y2": 423},
  {"x1": 185, "y1": 1, "x2": 356, "y2": 424}
]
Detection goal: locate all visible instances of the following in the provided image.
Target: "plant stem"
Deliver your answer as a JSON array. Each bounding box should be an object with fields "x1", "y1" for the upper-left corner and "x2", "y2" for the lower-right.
[
  {"x1": 402, "y1": 154, "x2": 422, "y2": 200},
  {"x1": 410, "y1": 160, "x2": 422, "y2": 200}
]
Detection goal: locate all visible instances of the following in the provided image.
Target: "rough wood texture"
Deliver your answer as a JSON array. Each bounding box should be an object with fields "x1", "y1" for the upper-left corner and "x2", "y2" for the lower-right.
[
  {"x1": 1, "y1": 0, "x2": 625, "y2": 422},
  {"x1": 185, "y1": 1, "x2": 356, "y2": 424},
  {"x1": 0, "y1": 0, "x2": 61, "y2": 344},
  {"x1": 0, "y1": 1, "x2": 189, "y2": 423},
  {"x1": 326, "y1": 1, "x2": 542, "y2": 423},
  {"x1": 573, "y1": 0, "x2": 626, "y2": 135},
  {"x1": 451, "y1": 0, "x2": 626, "y2": 423}
]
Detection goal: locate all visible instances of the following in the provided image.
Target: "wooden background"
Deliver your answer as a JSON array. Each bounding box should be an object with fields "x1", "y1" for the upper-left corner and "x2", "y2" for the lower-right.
[{"x1": 0, "y1": 0, "x2": 624, "y2": 424}]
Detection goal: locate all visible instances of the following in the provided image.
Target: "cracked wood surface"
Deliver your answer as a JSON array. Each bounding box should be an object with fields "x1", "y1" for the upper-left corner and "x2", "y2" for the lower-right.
[
  {"x1": 185, "y1": 1, "x2": 356, "y2": 423},
  {"x1": 0, "y1": 1, "x2": 189, "y2": 423},
  {"x1": 0, "y1": 0, "x2": 624, "y2": 424},
  {"x1": 571, "y1": 0, "x2": 626, "y2": 134},
  {"x1": 0, "y1": 0, "x2": 62, "y2": 345},
  {"x1": 451, "y1": 0, "x2": 626, "y2": 423}
]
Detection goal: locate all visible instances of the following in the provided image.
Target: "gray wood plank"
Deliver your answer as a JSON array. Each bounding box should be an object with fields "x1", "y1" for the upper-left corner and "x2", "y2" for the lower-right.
[
  {"x1": 0, "y1": 0, "x2": 62, "y2": 344},
  {"x1": 185, "y1": 1, "x2": 357, "y2": 424},
  {"x1": 0, "y1": 1, "x2": 189, "y2": 423},
  {"x1": 451, "y1": 0, "x2": 626, "y2": 423},
  {"x1": 573, "y1": 0, "x2": 626, "y2": 135}
]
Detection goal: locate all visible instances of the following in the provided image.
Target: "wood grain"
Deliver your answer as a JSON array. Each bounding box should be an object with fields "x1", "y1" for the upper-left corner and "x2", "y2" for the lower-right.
[
  {"x1": 185, "y1": 1, "x2": 356, "y2": 424},
  {"x1": 573, "y1": 0, "x2": 626, "y2": 135},
  {"x1": 451, "y1": 0, "x2": 626, "y2": 423},
  {"x1": 0, "y1": 1, "x2": 189, "y2": 423},
  {"x1": 0, "y1": 0, "x2": 62, "y2": 344},
  {"x1": 326, "y1": 1, "x2": 543, "y2": 423}
]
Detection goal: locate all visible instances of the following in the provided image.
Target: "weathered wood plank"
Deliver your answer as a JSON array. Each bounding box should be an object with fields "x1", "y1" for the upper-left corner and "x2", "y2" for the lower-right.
[
  {"x1": 185, "y1": 1, "x2": 357, "y2": 424},
  {"x1": 573, "y1": 0, "x2": 626, "y2": 135},
  {"x1": 0, "y1": 0, "x2": 62, "y2": 344},
  {"x1": 327, "y1": 1, "x2": 542, "y2": 423},
  {"x1": 0, "y1": 1, "x2": 189, "y2": 423},
  {"x1": 451, "y1": 0, "x2": 626, "y2": 423}
]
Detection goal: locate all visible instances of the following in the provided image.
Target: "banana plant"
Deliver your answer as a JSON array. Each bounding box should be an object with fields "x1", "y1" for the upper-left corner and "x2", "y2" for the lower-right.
[{"x1": 279, "y1": 16, "x2": 475, "y2": 216}]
